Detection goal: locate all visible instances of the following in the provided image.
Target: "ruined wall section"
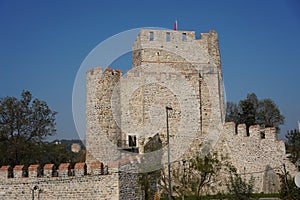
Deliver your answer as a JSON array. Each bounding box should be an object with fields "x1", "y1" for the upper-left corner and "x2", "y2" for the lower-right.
[{"x1": 219, "y1": 122, "x2": 297, "y2": 193}]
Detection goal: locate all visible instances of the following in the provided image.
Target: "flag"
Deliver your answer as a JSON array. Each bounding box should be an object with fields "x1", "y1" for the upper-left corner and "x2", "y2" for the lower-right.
[{"x1": 174, "y1": 20, "x2": 177, "y2": 30}]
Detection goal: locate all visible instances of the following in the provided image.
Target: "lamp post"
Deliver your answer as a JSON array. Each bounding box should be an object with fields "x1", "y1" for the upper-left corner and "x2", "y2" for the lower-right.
[
  {"x1": 182, "y1": 160, "x2": 186, "y2": 200},
  {"x1": 166, "y1": 106, "x2": 173, "y2": 200}
]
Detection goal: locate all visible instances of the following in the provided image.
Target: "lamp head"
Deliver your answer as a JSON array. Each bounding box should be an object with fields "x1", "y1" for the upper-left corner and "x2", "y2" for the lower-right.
[{"x1": 166, "y1": 106, "x2": 173, "y2": 110}]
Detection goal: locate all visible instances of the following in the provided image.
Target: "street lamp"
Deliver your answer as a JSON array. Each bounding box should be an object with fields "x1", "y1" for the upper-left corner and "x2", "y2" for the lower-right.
[
  {"x1": 166, "y1": 106, "x2": 173, "y2": 200},
  {"x1": 183, "y1": 160, "x2": 186, "y2": 200}
]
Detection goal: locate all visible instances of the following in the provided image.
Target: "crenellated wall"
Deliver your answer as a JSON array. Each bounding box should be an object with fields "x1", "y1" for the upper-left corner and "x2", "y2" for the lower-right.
[
  {"x1": 0, "y1": 159, "x2": 141, "y2": 200},
  {"x1": 215, "y1": 122, "x2": 297, "y2": 193},
  {"x1": 0, "y1": 162, "x2": 120, "y2": 199}
]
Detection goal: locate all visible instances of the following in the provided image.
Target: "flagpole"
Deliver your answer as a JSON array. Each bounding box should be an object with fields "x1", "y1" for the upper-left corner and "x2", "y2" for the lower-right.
[{"x1": 174, "y1": 20, "x2": 178, "y2": 31}]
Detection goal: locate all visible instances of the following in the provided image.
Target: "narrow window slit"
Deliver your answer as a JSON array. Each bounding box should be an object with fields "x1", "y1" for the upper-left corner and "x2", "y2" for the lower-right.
[
  {"x1": 166, "y1": 32, "x2": 170, "y2": 41},
  {"x1": 182, "y1": 33, "x2": 186, "y2": 41},
  {"x1": 150, "y1": 32, "x2": 154, "y2": 41}
]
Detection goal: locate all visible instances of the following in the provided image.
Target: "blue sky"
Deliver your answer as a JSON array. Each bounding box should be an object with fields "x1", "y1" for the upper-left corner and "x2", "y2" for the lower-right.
[{"x1": 0, "y1": 0, "x2": 299, "y2": 140}]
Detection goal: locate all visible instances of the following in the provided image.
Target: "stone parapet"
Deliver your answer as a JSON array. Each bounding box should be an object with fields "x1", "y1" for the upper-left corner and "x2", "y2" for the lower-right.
[
  {"x1": 0, "y1": 162, "x2": 107, "y2": 180},
  {"x1": 224, "y1": 122, "x2": 279, "y2": 141}
]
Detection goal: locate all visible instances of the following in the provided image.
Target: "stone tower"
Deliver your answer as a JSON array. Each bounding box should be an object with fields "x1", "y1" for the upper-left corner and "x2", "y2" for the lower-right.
[
  {"x1": 85, "y1": 28, "x2": 226, "y2": 169},
  {"x1": 0, "y1": 29, "x2": 295, "y2": 200}
]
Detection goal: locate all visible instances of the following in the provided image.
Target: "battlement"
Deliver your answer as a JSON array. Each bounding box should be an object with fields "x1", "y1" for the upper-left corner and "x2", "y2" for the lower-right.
[
  {"x1": 224, "y1": 122, "x2": 278, "y2": 141},
  {"x1": 136, "y1": 29, "x2": 197, "y2": 43},
  {"x1": 133, "y1": 29, "x2": 218, "y2": 45},
  {"x1": 0, "y1": 162, "x2": 104, "y2": 180},
  {"x1": 132, "y1": 29, "x2": 221, "y2": 66}
]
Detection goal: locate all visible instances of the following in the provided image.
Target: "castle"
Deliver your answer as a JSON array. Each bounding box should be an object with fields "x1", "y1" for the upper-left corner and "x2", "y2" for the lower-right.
[{"x1": 0, "y1": 28, "x2": 297, "y2": 199}]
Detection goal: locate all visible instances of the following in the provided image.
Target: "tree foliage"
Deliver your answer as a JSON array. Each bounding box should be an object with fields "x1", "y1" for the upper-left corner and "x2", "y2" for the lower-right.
[
  {"x1": 226, "y1": 93, "x2": 284, "y2": 132},
  {"x1": 226, "y1": 172, "x2": 255, "y2": 200},
  {"x1": 138, "y1": 169, "x2": 161, "y2": 200},
  {"x1": 278, "y1": 173, "x2": 300, "y2": 200},
  {"x1": 0, "y1": 91, "x2": 84, "y2": 167},
  {"x1": 286, "y1": 129, "x2": 300, "y2": 165},
  {"x1": 162, "y1": 152, "x2": 230, "y2": 199},
  {"x1": 0, "y1": 91, "x2": 57, "y2": 166},
  {"x1": 188, "y1": 153, "x2": 222, "y2": 197}
]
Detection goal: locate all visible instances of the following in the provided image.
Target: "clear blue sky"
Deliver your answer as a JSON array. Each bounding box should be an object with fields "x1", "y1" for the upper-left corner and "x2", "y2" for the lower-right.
[{"x1": 0, "y1": 0, "x2": 299, "y2": 140}]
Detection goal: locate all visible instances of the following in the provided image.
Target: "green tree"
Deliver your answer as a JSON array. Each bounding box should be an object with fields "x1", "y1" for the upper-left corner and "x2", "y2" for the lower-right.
[
  {"x1": 278, "y1": 173, "x2": 300, "y2": 200},
  {"x1": 225, "y1": 102, "x2": 240, "y2": 124},
  {"x1": 0, "y1": 91, "x2": 57, "y2": 166},
  {"x1": 38, "y1": 142, "x2": 85, "y2": 167},
  {"x1": 226, "y1": 93, "x2": 284, "y2": 132},
  {"x1": 238, "y1": 94, "x2": 258, "y2": 133},
  {"x1": 256, "y1": 98, "x2": 284, "y2": 128},
  {"x1": 226, "y1": 172, "x2": 255, "y2": 200},
  {"x1": 286, "y1": 129, "x2": 300, "y2": 165},
  {"x1": 166, "y1": 153, "x2": 228, "y2": 199},
  {"x1": 189, "y1": 153, "x2": 222, "y2": 198},
  {"x1": 138, "y1": 169, "x2": 161, "y2": 200}
]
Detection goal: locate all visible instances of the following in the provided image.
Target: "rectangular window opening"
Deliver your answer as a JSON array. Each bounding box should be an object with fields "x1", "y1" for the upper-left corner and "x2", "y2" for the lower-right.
[
  {"x1": 246, "y1": 127, "x2": 250, "y2": 137},
  {"x1": 149, "y1": 32, "x2": 154, "y2": 41},
  {"x1": 128, "y1": 135, "x2": 137, "y2": 147},
  {"x1": 182, "y1": 33, "x2": 187, "y2": 41},
  {"x1": 260, "y1": 132, "x2": 265, "y2": 139},
  {"x1": 166, "y1": 32, "x2": 170, "y2": 42}
]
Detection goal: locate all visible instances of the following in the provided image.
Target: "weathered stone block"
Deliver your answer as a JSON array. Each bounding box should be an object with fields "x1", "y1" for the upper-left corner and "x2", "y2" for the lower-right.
[
  {"x1": 0, "y1": 166, "x2": 12, "y2": 179},
  {"x1": 13, "y1": 165, "x2": 24, "y2": 178},
  {"x1": 58, "y1": 163, "x2": 70, "y2": 177},
  {"x1": 28, "y1": 164, "x2": 40, "y2": 178},
  {"x1": 43, "y1": 163, "x2": 55, "y2": 177},
  {"x1": 74, "y1": 162, "x2": 86, "y2": 176},
  {"x1": 90, "y1": 161, "x2": 103, "y2": 175}
]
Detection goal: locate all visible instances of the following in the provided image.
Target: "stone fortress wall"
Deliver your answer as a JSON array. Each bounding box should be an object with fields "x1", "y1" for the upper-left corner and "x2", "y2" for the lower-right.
[
  {"x1": 85, "y1": 29, "x2": 226, "y2": 168},
  {"x1": 215, "y1": 122, "x2": 297, "y2": 193},
  {"x1": 85, "y1": 28, "x2": 297, "y2": 195},
  {"x1": 0, "y1": 162, "x2": 119, "y2": 199},
  {"x1": 0, "y1": 159, "x2": 141, "y2": 200},
  {"x1": 0, "y1": 28, "x2": 297, "y2": 199}
]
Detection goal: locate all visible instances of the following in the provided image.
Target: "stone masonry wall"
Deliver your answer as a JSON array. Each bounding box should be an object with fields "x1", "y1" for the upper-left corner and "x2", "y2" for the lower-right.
[
  {"x1": 85, "y1": 29, "x2": 226, "y2": 174},
  {"x1": 130, "y1": 29, "x2": 224, "y2": 161},
  {"x1": 213, "y1": 122, "x2": 298, "y2": 193},
  {"x1": 86, "y1": 67, "x2": 123, "y2": 169},
  {"x1": 0, "y1": 162, "x2": 121, "y2": 200}
]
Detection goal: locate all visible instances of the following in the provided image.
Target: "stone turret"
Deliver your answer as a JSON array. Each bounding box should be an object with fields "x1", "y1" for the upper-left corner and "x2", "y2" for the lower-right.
[{"x1": 85, "y1": 67, "x2": 123, "y2": 169}]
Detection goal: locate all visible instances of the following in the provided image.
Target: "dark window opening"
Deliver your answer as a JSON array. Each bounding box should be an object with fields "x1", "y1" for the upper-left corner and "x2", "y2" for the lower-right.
[
  {"x1": 260, "y1": 132, "x2": 265, "y2": 139},
  {"x1": 182, "y1": 33, "x2": 187, "y2": 41},
  {"x1": 166, "y1": 32, "x2": 170, "y2": 41},
  {"x1": 150, "y1": 32, "x2": 154, "y2": 41},
  {"x1": 128, "y1": 135, "x2": 137, "y2": 147}
]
